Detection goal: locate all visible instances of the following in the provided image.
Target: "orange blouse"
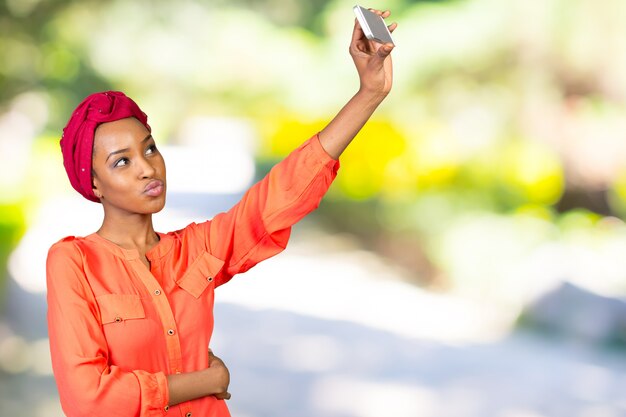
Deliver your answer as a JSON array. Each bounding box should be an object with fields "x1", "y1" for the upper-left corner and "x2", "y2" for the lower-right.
[{"x1": 46, "y1": 135, "x2": 339, "y2": 417}]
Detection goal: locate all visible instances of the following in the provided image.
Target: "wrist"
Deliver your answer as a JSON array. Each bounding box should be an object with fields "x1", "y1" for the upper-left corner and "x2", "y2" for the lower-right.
[
  {"x1": 354, "y1": 88, "x2": 388, "y2": 111},
  {"x1": 204, "y1": 363, "x2": 229, "y2": 395},
  {"x1": 356, "y1": 86, "x2": 388, "y2": 103}
]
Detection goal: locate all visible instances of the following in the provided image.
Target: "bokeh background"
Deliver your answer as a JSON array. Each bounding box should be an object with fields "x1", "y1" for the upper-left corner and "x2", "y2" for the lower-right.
[{"x1": 2, "y1": 0, "x2": 626, "y2": 416}]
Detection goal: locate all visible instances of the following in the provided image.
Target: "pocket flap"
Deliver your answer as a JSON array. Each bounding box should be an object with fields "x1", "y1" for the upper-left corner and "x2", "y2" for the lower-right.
[
  {"x1": 96, "y1": 294, "x2": 145, "y2": 325},
  {"x1": 177, "y1": 252, "x2": 225, "y2": 298}
]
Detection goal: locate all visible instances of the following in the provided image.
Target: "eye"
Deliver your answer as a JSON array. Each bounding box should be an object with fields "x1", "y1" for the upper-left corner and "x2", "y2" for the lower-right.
[
  {"x1": 145, "y1": 144, "x2": 158, "y2": 155},
  {"x1": 113, "y1": 157, "x2": 129, "y2": 168}
]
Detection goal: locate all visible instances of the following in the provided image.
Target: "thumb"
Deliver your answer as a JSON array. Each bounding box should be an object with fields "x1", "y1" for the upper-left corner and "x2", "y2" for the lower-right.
[{"x1": 376, "y1": 43, "x2": 394, "y2": 60}]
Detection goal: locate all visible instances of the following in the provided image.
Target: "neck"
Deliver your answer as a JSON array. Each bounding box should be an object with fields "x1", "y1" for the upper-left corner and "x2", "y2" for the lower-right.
[{"x1": 97, "y1": 211, "x2": 159, "y2": 252}]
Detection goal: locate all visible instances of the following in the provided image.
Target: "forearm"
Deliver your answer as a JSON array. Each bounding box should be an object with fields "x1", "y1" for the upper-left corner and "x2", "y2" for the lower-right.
[
  {"x1": 167, "y1": 367, "x2": 227, "y2": 406},
  {"x1": 318, "y1": 89, "x2": 387, "y2": 159}
]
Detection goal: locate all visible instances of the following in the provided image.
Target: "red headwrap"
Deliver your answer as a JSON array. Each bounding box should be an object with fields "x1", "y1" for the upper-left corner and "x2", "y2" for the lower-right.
[{"x1": 60, "y1": 91, "x2": 151, "y2": 202}]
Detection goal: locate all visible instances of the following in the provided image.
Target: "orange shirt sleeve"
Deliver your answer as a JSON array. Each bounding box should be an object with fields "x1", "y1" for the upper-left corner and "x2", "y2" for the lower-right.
[
  {"x1": 206, "y1": 134, "x2": 339, "y2": 285},
  {"x1": 46, "y1": 240, "x2": 169, "y2": 417}
]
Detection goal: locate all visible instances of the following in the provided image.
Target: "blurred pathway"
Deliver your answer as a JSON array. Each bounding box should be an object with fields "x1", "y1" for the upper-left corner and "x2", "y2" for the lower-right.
[{"x1": 0, "y1": 195, "x2": 625, "y2": 417}]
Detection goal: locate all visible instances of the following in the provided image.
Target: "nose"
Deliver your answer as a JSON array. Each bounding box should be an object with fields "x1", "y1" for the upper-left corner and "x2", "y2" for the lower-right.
[{"x1": 137, "y1": 155, "x2": 156, "y2": 179}]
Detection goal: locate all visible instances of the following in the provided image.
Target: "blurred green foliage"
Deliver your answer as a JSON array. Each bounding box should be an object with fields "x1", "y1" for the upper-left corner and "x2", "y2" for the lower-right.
[
  {"x1": 0, "y1": 204, "x2": 25, "y2": 309},
  {"x1": 2, "y1": 0, "x2": 626, "y2": 296}
]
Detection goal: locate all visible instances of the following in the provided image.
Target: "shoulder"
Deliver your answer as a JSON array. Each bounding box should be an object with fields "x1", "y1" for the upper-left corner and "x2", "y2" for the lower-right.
[
  {"x1": 46, "y1": 236, "x2": 98, "y2": 300},
  {"x1": 161, "y1": 221, "x2": 218, "y2": 259},
  {"x1": 165, "y1": 221, "x2": 211, "y2": 243},
  {"x1": 47, "y1": 235, "x2": 86, "y2": 262}
]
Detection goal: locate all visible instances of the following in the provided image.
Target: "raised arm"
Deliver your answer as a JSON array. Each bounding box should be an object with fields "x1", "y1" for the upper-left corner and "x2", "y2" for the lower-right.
[
  {"x1": 202, "y1": 10, "x2": 396, "y2": 282},
  {"x1": 319, "y1": 9, "x2": 397, "y2": 159}
]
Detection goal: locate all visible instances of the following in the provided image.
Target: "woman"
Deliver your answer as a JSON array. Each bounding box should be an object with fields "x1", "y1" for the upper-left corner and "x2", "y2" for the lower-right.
[{"x1": 47, "y1": 10, "x2": 396, "y2": 417}]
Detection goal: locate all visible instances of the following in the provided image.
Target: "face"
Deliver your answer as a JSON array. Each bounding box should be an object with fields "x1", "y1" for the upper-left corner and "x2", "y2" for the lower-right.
[{"x1": 92, "y1": 117, "x2": 166, "y2": 215}]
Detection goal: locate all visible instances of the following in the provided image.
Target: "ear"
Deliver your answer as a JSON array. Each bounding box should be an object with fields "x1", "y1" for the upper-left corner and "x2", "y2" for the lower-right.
[{"x1": 92, "y1": 175, "x2": 103, "y2": 199}]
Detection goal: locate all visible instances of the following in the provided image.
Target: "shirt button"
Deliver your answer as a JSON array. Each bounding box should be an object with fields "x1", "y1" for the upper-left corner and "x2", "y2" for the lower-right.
[
  {"x1": 186, "y1": 413, "x2": 192, "y2": 417},
  {"x1": 167, "y1": 329, "x2": 175, "y2": 336},
  {"x1": 154, "y1": 289, "x2": 161, "y2": 296},
  {"x1": 207, "y1": 276, "x2": 213, "y2": 282},
  {"x1": 164, "y1": 405, "x2": 169, "y2": 411},
  {"x1": 114, "y1": 317, "x2": 122, "y2": 323}
]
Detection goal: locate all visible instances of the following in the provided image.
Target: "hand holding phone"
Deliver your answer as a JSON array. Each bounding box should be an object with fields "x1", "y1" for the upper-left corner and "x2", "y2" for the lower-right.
[
  {"x1": 348, "y1": 6, "x2": 396, "y2": 97},
  {"x1": 353, "y1": 5, "x2": 395, "y2": 45}
]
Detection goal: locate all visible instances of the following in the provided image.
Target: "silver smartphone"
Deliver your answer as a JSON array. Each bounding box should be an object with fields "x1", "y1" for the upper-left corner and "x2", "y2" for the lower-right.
[{"x1": 353, "y1": 5, "x2": 395, "y2": 45}]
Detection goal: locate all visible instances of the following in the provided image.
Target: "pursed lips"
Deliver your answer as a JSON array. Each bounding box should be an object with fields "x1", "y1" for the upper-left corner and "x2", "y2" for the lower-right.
[{"x1": 143, "y1": 180, "x2": 164, "y2": 196}]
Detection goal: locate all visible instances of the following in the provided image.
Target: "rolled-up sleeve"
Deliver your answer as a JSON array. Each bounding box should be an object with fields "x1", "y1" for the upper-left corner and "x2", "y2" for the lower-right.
[
  {"x1": 47, "y1": 241, "x2": 169, "y2": 417},
  {"x1": 207, "y1": 134, "x2": 340, "y2": 284}
]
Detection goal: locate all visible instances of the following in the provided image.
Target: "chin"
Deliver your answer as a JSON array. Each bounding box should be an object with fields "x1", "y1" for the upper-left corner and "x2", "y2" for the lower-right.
[
  {"x1": 133, "y1": 193, "x2": 166, "y2": 215},
  {"x1": 148, "y1": 196, "x2": 167, "y2": 214}
]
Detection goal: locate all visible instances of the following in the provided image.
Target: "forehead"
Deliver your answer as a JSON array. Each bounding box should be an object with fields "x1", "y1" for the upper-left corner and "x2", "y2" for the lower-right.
[{"x1": 93, "y1": 117, "x2": 150, "y2": 152}]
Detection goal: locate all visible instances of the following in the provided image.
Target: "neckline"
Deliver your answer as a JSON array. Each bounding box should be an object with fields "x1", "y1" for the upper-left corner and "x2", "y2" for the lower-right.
[{"x1": 86, "y1": 231, "x2": 173, "y2": 261}]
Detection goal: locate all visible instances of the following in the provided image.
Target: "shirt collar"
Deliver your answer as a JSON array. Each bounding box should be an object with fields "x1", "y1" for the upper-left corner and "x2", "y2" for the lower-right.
[{"x1": 85, "y1": 232, "x2": 173, "y2": 261}]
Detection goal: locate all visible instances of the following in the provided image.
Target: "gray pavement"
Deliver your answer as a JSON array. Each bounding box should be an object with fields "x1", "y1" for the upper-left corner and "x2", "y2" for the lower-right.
[{"x1": 1, "y1": 191, "x2": 625, "y2": 417}]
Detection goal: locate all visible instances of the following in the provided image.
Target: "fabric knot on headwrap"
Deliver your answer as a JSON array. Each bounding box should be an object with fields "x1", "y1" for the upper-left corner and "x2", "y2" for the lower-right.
[{"x1": 60, "y1": 91, "x2": 151, "y2": 202}]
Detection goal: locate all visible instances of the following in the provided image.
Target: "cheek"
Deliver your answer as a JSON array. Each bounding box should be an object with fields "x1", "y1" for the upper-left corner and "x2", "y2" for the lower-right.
[
  {"x1": 97, "y1": 171, "x2": 133, "y2": 194},
  {"x1": 155, "y1": 157, "x2": 167, "y2": 182},
  {"x1": 158, "y1": 156, "x2": 166, "y2": 174}
]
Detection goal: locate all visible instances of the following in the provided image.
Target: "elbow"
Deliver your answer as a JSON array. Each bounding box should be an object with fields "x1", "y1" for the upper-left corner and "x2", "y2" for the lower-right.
[
  {"x1": 55, "y1": 374, "x2": 140, "y2": 417},
  {"x1": 59, "y1": 393, "x2": 105, "y2": 417},
  {"x1": 61, "y1": 396, "x2": 138, "y2": 417}
]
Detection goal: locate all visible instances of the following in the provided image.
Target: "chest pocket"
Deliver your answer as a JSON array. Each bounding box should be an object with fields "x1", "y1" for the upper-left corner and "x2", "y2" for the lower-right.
[
  {"x1": 96, "y1": 294, "x2": 145, "y2": 325},
  {"x1": 177, "y1": 251, "x2": 225, "y2": 298}
]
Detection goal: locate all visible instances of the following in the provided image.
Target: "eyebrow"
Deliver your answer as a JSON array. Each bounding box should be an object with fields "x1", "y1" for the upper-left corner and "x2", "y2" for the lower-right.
[{"x1": 105, "y1": 134, "x2": 153, "y2": 162}]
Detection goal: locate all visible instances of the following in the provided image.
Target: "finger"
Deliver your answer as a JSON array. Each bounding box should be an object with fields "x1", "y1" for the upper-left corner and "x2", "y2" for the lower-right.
[
  {"x1": 216, "y1": 392, "x2": 232, "y2": 400},
  {"x1": 352, "y1": 18, "x2": 365, "y2": 42},
  {"x1": 376, "y1": 43, "x2": 395, "y2": 59},
  {"x1": 368, "y1": 9, "x2": 391, "y2": 18},
  {"x1": 388, "y1": 22, "x2": 398, "y2": 33}
]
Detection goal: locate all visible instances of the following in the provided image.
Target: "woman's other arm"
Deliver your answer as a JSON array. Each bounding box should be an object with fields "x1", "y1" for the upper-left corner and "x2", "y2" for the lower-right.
[
  {"x1": 167, "y1": 351, "x2": 231, "y2": 405},
  {"x1": 47, "y1": 241, "x2": 228, "y2": 416}
]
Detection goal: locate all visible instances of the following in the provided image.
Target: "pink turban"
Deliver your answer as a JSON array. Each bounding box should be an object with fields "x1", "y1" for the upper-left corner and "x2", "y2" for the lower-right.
[{"x1": 60, "y1": 91, "x2": 151, "y2": 202}]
